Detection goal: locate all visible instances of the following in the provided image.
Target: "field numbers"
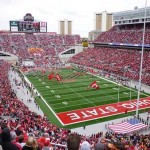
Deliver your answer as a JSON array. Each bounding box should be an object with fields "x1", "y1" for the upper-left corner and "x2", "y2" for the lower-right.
[
  {"x1": 50, "y1": 90, "x2": 55, "y2": 93},
  {"x1": 55, "y1": 95, "x2": 60, "y2": 98},
  {"x1": 62, "y1": 101, "x2": 68, "y2": 105},
  {"x1": 46, "y1": 86, "x2": 50, "y2": 88}
]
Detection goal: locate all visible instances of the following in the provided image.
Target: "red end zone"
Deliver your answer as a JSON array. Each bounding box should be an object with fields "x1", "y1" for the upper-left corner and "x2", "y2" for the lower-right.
[{"x1": 57, "y1": 97, "x2": 150, "y2": 125}]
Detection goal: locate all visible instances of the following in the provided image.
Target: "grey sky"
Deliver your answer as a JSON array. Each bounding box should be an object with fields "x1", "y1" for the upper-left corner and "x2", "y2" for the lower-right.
[{"x1": 0, "y1": 0, "x2": 149, "y2": 37}]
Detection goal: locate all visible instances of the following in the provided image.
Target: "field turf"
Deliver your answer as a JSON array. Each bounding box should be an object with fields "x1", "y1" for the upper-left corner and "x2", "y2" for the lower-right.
[{"x1": 26, "y1": 68, "x2": 150, "y2": 129}]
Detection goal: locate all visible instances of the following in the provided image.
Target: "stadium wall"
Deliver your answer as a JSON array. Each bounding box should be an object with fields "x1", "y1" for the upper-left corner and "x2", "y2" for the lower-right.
[
  {"x1": 59, "y1": 44, "x2": 83, "y2": 63},
  {"x1": 129, "y1": 80, "x2": 150, "y2": 94},
  {"x1": 0, "y1": 51, "x2": 18, "y2": 65}
]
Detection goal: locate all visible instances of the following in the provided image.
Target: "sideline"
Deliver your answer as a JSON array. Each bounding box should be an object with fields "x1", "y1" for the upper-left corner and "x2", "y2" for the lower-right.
[{"x1": 20, "y1": 69, "x2": 65, "y2": 126}]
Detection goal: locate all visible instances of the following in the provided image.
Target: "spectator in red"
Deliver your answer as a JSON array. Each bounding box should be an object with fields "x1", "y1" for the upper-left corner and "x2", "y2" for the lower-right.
[
  {"x1": 42, "y1": 138, "x2": 53, "y2": 150},
  {"x1": 10, "y1": 131, "x2": 22, "y2": 150}
]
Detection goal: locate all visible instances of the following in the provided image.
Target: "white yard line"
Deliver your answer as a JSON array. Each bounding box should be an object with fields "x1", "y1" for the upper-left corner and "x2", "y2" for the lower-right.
[
  {"x1": 62, "y1": 84, "x2": 96, "y2": 107},
  {"x1": 20, "y1": 70, "x2": 65, "y2": 126},
  {"x1": 89, "y1": 73, "x2": 149, "y2": 97}
]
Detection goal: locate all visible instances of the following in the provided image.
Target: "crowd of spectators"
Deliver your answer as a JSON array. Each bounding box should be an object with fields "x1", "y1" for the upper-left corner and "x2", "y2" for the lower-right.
[
  {"x1": 0, "y1": 33, "x2": 81, "y2": 67},
  {"x1": 69, "y1": 47, "x2": 150, "y2": 85},
  {"x1": 94, "y1": 24, "x2": 150, "y2": 45},
  {"x1": 0, "y1": 60, "x2": 102, "y2": 150},
  {"x1": 0, "y1": 59, "x2": 150, "y2": 150},
  {"x1": 0, "y1": 26, "x2": 150, "y2": 149}
]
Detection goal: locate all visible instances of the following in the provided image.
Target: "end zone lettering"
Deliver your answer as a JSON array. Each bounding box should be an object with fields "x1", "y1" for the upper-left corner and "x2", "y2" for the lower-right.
[{"x1": 57, "y1": 97, "x2": 150, "y2": 125}]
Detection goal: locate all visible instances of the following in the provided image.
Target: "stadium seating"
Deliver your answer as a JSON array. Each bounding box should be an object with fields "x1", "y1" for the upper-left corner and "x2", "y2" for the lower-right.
[
  {"x1": 0, "y1": 33, "x2": 81, "y2": 67},
  {"x1": 0, "y1": 59, "x2": 149, "y2": 150},
  {"x1": 69, "y1": 47, "x2": 150, "y2": 85},
  {"x1": 0, "y1": 60, "x2": 103, "y2": 150},
  {"x1": 0, "y1": 27, "x2": 150, "y2": 149},
  {"x1": 94, "y1": 24, "x2": 150, "y2": 45}
]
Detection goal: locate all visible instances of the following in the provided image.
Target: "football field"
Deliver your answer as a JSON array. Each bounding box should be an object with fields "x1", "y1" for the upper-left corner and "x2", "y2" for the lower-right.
[{"x1": 26, "y1": 68, "x2": 150, "y2": 129}]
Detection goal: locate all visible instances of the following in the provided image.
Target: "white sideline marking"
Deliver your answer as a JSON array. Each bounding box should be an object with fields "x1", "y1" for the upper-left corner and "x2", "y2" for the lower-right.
[{"x1": 20, "y1": 70, "x2": 64, "y2": 126}]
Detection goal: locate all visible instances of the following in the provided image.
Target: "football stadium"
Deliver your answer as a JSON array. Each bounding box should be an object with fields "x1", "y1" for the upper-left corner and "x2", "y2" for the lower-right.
[{"x1": 0, "y1": 2, "x2": 150, "y2": 150}]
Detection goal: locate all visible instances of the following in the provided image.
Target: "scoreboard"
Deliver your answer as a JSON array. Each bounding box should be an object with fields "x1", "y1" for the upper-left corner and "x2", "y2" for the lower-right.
[
  {"x1": 9, "y1": 13, "x2": 47, "y2": 32},
  {"x1": 18, "y1": 21, "x2": 40, "y2": 32},
  {"x1": 10, "y1": 21, "x2": 47, "y2": 32}
]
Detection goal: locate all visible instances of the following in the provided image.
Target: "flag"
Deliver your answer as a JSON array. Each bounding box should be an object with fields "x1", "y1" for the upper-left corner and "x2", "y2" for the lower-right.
[
  {"x1": 108, "y1": 119, "x2": 147, "y2": 134},
  {"x1": 89, "y1": 81, "x2": 100, "y2": 90},
  {"x1": 54, "y1": 74, "x2": 62, "y2": 81},
  {"x1": 48, "y1": 72, "x2": 54, "y2": 80}
]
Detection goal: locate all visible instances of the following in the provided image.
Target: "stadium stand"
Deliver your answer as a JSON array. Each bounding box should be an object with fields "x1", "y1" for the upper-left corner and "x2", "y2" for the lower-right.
[
  {"x1": 1, "y1": 11, "x2": 150, "y2": 150},
  {"x1": 0, "y1": 33, "x2": 81, "y2": 67},
  {"x1": 0, "y1": 57, "x2": 150, "y2": 149},
  {"x1": 94, "y1": 24, "x2": 150, "y2": 45},
  {"x1": 69, "y1": 47, "x2": 150, "y2": 85}
]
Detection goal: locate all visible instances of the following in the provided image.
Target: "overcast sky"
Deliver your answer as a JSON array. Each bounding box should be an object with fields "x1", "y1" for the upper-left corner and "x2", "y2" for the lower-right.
[{"x1": 0, "y1": 0, "x2": 149, "y2": 37}]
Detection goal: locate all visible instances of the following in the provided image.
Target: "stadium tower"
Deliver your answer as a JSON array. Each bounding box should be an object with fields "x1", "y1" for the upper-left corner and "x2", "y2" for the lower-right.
[
  {"x1": 95, "y1": 11, "x2": 113, "y2": 32},
  {"x1": 89, "y1": 11, "x2": 113, "y2": 41},
  {"x1": 58, "y1": 19, "x2": 72, "y2": 35}
]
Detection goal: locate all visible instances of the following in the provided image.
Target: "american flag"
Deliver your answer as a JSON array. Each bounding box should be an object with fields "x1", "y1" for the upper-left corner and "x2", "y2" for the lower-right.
[{"x1": 108, "y1": 119, "x2": 147, "y2": 134}]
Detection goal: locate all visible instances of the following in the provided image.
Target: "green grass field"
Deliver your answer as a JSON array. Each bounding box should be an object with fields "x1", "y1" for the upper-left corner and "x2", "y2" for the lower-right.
[{"x1": 26, "y1": 68, "x2": 150, "y2": 129}]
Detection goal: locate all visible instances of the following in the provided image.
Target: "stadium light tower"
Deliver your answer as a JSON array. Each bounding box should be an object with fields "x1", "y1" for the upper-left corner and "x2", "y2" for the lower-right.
[{"x1": 136, "y1": 0, "x2": 147, "y2": 117}]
